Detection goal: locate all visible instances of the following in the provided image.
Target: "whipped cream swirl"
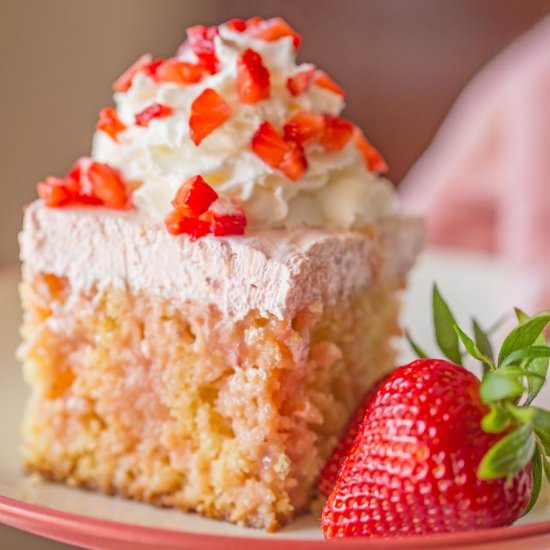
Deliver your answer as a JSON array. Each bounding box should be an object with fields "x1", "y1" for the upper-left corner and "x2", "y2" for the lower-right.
[{"x1": 92, "y1": 22, "x2": 396, "y2": 230}]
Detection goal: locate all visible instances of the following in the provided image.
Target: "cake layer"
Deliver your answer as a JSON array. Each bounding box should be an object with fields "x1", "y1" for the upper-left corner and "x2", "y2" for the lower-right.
[
  {"x1": 20, "y1": 270, "x2": 401, "y2": 530},
  {"x1": 20, "y1": 201, "x2": 422, "y2": 321}
]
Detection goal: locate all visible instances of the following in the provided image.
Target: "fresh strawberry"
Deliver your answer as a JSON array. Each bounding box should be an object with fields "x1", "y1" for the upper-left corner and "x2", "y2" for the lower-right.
[
  {"x1": 354, "y1": 127, "x2": 388, "y2": 173},
  {"x1": 112, "y1": 53, "x2": 153, "y2": 92},
  {"x1": 322, "y1": 359, "x2": 533, "y2": 538},
  {"x1": 286, "y1": 67, "x2": 316, "y2": 96},
  {"x1": 318, "y1": 378, "x2": 384, "y2": 497},
  {"x1": 248, "y1": 17, "x2": 302, "y2": 48},
  {"x1": 155, "y1": 58, "x2": 204, "y2": 84},
  {"x1": 36, "y1": 177, "x2": 79, "y2": 207},
  {"x1": 86, "y1": 161, "x2": 129, "y2": 209},
  {"x1": 320, "y1": 115, "x2": 354, "y2": 152},
  {"x1": 172, "y1": 175, "x2": 218, "y2": 216},
  {"x1": 251, "y1": 121, "x2": 307, "y2": 181},
  {"x1": 283, "y1": 112, "x2": 324, "y2": 145},
  {"x1": 189, "y1": 88, "x2": 232, "y2": 145},
  {"x1": 236, "y1": 49, "x2": 271, "y2": 104},
  {"x1": 141, "y1": 58, "x2": 165, "y2": 80},
  {"x1": 185, "y1": 25, "x2": 219, "y2": 74},
  {"x1": 164, "y1": 207, "x2": 211, "y2": 239},
  {"x1": 322, "y1": 284, "x2": 550, "y2": 539},
  {"x1": 134, "y1": 103, "x2": 173, "y2": 127},
  {"x1": 315, "y1": 70, "x2": 345, "y2": 96},
  {"x1": 96, "y1": 107, "x2": 127, "y2": 141}
]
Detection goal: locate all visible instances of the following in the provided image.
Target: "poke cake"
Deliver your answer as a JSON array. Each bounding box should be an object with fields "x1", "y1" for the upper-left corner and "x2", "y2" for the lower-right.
[{"x1": 18, "y1": 16, "x2": 423, "y2": 530}]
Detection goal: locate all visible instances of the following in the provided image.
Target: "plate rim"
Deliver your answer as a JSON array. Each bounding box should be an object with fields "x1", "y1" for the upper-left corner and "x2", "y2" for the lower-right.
[{"x1": 3, "y1": 495, "x2": 550, "y2": 549}]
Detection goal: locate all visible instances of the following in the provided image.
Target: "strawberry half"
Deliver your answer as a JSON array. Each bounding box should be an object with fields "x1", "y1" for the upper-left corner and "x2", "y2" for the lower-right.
[
  {"x1": 354, "y1": 128, "x2": 388, "y2": 173},
  {"x1": 251, "y1": 121, "x2": 307, "y2": 181},
  {"x1": 155, "y1": 58, "x2": 204, "y2": 84},
  {"x1": 189, "y1": 88, "x2": 232, "y2": 145},
  {"x1": 135, "y1": 103, "x2": 173, "y2": 127},
  {"x1": 283, "y1": 112, "x2": 324, "y2": 145},
  {"x1": 236, "y1": 49, "x2": 271, "y2": 104},
  {"x1": 172, "y1": 175, "x2": 218, "y2": 216},
  {"x1": 112, "y1": 53, "x2": 153, "y2": 92},
  {"x1": 315, "y1": 70, "x2": 345, "y2": 96},
  {"x1": 248, "y1": 17, "x2": 302, "y2": 48},
  {"x1": 318, "y1": 378, "x2": 384, "y2": 498},
  {"x1": 320, "y1": 115, "x2": 354, "y2": 152},
  {"x1": 96, "y1": 107, "x2": 126, "y2": 141},
  {"x1": 286, "y1": 67, "x2": 316, "y2": 97},
  {"x1": 225, "y1": 18, "x2": 247, "y2": 32}
]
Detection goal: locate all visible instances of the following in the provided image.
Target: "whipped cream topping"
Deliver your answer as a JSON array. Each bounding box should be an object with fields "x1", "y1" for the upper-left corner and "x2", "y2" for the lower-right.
[{"x1": 91, "y1": 22, "x2": 396, "y2": 230}]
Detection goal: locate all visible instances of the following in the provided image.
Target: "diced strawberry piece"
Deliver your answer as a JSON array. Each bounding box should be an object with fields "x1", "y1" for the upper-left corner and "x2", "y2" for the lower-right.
[
  {"x1": 251, "y1": 121, "x2": 288, "y2": 169},
  {"x1": 280, "y1": 142, "x2": 308, "y2": 181},
  {"x1": 142, "y1": 58, "x2": 165, "y2": 79},
  {"x1": 113, "y1": 53, "x2": 153, "y2": 92},
  {"x1": 286, "y1": 67, "x2": 316, "y2": 97},
  {"x1": 246, "y1": 16, "x2": 264, "y2": 27},
  {"x1": 211, "y1": 211, "x2": 247, "y2": 237},
  {"x1": 237, "y1": 49, "x2": 271, "y2": 104},
  {"x1": 37, "y1": 177, "x2": 79, "y2": 207},
  {"x1": 96, "y1": 107, "x2": 126, "y2": 141},
  {"x1": 283, "y1": 112, "x2": 324, "y2": 145},
  {"x1": 226, "y1": 18, "x2": 247, "y2": 32},
  {"x1": 186, "y1": 25, "x2": 219, "y2": 74},
  {"x1": 354, "y1": 128, "x2": 388, "y2": 173},
  {"x1": 135, "y1": 103, "x2": 173, "y2": 127},
  {"x1": 189, "y1": 88, "x2": 232, "y2": 145},
  {"x1": 165, "y1": 207, "x2": 211, "y2": 239},
  {"x1": 249, "y1": 17, "x2": 302, "y2": 49},
  {"x1": 314, "y1": 70, "x2": 345, "y2": 96},
  {"x1": 155, "y1": 58, "x2": 204, "y2": 84},
  {"x1": 172, "y1": 175, "x2": 218, "y2": 216},
  {"x1": 320, "y1": 115, "x2": 354, "y2": 152},
  {"x1": 87, "y1": 161, "x2": 129, "y2": 209},
  {"x1": 251, "y1": 121, "x2": 308, "y2": 181}
]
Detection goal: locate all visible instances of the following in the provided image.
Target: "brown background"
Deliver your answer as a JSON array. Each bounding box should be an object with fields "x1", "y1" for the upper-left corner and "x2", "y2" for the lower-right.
[{"x1": 1, "y1": 0, "x2": 550, "y2": 547}]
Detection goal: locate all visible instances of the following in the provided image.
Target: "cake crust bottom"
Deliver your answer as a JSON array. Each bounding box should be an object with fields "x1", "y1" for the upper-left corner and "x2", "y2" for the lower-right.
[{"x1": 20, "y1": 270, "x2": 401, "y2": 530}]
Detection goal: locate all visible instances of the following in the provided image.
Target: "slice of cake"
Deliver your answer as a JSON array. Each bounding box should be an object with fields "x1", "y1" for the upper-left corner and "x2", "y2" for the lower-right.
[{"x1": 18, "y1": 16, "x2": 423, "y2": 531}]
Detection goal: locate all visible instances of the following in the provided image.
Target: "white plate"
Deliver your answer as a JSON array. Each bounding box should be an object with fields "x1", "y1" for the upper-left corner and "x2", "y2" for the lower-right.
[{"x1": 1, "y1": 250, "x2": 550, "y2": 549}]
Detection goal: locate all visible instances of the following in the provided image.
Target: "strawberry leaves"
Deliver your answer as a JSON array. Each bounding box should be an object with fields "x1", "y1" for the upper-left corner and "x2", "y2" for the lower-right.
[{"x1": 432, "y1": 284, "x2": 462, "y2": 364}]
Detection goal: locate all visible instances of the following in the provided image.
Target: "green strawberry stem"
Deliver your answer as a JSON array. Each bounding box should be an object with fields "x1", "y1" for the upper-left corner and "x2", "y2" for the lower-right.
[{"x1": 406, "y1": 284, "x2": 550, "y2": 515}]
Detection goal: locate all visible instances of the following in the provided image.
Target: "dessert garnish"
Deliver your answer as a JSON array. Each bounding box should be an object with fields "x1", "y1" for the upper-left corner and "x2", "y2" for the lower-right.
[
  {"x1": 135, "y1": 103, "x2": 174, "y2": 127},
  {"x1": 322, "y1": 285, "x2": 550, "y2": 538},
  {"x1": 37, "y1": 158, "x2": 131, "y2": 209},
  {"x1": 36, "y1": 15, "x2": 391, "y2": 236},
  {"x1": 164, "y1": 175, "x2": 246, "y2": 238},
  {"x1": 189, "y1": 89, "x2": 232, "y2": 145},
  {"x1": 96, "y1": 107, "x2": 126, "y2": 141}
]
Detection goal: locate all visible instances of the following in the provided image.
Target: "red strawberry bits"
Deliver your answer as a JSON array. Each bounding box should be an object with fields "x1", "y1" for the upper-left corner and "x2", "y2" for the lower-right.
[
  {"x1": 112, "y1": 53, "x2": 153, "y2": 92},
  {"x1": 320, "y1": 115, "x2": 354, "y2": 152},
  {"x1": 354, "y1": 128, "x2": 388, "y2": 173},
  {"x1": 135, "y1": 103, "x2": 173, "y2": 127},
  {"x1": 37, "y1": 158, "x2": 131, "y2": 210},
  {"x1": 96, "y1": 107, "x2": 126, "y2": 141},
  {"x1": 237, "y1": 49, "x2": 271, "y2": 104},
  {"x1": 189, "y1": 88, "x2": 232, "y2": 145},
  {"x1": 286, "y1": 67, "x2": 316, "y2": 97},
  {"x1": 248, "y1": 17, "x2": 302, "y2": 49},
  {"x1": 251, "y1": 121, "x2": 307, "y2": 181},
  {"x1": 165, "y1": 176, "x2": 247, "y2": 239}
]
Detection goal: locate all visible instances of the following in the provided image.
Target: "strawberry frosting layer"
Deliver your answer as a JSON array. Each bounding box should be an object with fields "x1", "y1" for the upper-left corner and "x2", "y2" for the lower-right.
[
  {"x1": 91, "y1": 21, "x2": 396, "y2": 230},
  {"x1": 20, "y1": 202, "x2": 422, "y2": 321}
]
